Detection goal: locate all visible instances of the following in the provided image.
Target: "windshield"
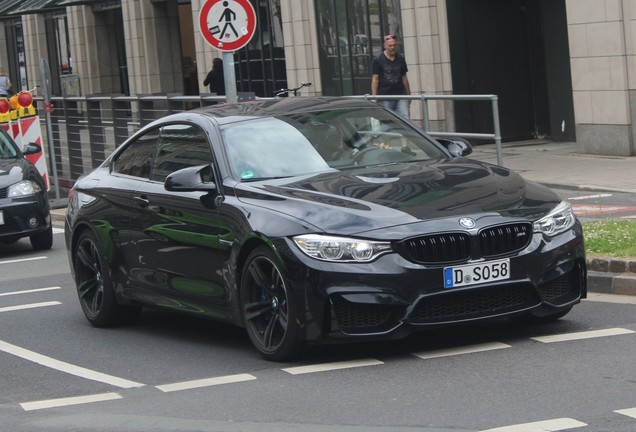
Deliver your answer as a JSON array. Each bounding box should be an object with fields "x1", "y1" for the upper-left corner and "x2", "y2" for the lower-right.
[
  {"x1": 0, "y1": 130, "x2": 18, "y2": 159},
  {"x1": 221, "y1": 107, "x2": 446, "y2": 181}
]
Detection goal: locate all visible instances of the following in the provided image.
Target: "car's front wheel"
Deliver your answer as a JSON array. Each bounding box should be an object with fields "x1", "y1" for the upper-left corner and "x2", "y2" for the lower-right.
[
  {"x1": 241, "y1": 246, "x2": 302, "y2": 361},
  {"x1": 30, "y1": 225, "x2": 53, "y2": 250},
  {"x1": 74, "y1": 229, "x2": 140, "y2": 327}
]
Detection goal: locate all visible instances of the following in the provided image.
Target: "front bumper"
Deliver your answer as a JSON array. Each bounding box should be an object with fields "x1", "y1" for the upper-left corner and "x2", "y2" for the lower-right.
[
  {"x1": 328, "y1": 258, "x2": 585, "y2": 337},
  {"x1": 279, "y1": 224, "x2": 587, "y2": 343},
  {"x1": 0, "y1": 198, "x2": 51, "y2": 241}
]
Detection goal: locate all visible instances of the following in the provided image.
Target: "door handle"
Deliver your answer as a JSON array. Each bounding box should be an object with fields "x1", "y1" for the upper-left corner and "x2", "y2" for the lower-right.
[{"x1": 133, "y1": 195, "x2": 150, "y2": 208}]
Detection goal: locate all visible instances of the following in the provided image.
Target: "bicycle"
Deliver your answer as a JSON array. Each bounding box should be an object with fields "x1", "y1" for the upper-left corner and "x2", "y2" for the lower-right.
[{"x1": 274, "y1": 82, "x2": 312, "y2": 97}]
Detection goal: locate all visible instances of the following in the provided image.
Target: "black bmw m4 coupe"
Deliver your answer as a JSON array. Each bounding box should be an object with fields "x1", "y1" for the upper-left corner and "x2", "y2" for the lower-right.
[{"x1": 65, "y1": 97, "x2": 586, "y2": 360}]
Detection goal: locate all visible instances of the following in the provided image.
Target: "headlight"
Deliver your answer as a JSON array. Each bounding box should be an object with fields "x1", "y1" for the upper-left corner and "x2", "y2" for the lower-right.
[
  {"x1": 8, "y1": 180, "x2": 41, "y2": 197},
  {"x1": 293, "y1": 234, "x2": 392, "y2": 262},
  {"x1": 533, "y1": 201, "x2": 575, "y2": 236}
]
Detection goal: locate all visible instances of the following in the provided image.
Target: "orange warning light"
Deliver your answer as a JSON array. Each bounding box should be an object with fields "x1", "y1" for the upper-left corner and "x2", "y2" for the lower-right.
[{"x1": 9, "y1": 94, "x2": 19, "y2": 110}]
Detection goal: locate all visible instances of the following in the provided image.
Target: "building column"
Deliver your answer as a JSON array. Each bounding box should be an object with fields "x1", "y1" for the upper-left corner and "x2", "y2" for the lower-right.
[
  {"x1": 22, "y1": 14, "x2": 47, "y2": 93},
  {"x1": 567, "y1": 0, "x2": 635, "y2": 156},
  {"x1": 400, "y1": 0, "x2": 455, "y2": 132},
  {"x1": 279, "y1": 0, "x2": 319, "y2": 95},
  {"x1": 121, "y1": 0, "x2": 182, "y2": 95}
]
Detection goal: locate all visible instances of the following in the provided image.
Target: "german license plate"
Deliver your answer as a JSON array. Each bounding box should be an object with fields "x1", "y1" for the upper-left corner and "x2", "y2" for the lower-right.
[
  {"x1": 0, "y1": 210, "x2": 3, "y2": 225},
  {"x1": 444, "y1": 258, "x2": 510, "y2": 289}
]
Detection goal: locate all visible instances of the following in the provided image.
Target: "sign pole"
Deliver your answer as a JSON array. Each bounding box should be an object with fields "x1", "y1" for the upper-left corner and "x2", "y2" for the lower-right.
[
  {"x1": 198, "y1": 0, "x2": 257, "y2": 104},
  {"x1": 223, "y1": 52, "x2": 237, "y2": 103},
  {"x1": 40, "y1": 58, "x2": 61, "y2": 201}
]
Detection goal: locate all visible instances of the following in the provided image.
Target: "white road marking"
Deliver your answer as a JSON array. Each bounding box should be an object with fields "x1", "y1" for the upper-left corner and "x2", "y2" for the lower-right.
[
  {"x1": 567, "y1": 193, "x2": 612, "y2": 200},
  {"x1": 20, "y1": 392, "x2": 122, "y2": 412},
  {"x1": 412, "y1": 342, "x2": 511, "y2": 360},
  {"x1": 615, "y1": 407, "x2": 636, "y2": 419},
  {"x1": 0, "y1": 301, "x2": 61, "y2": 313},
  {"x1": 282, "y1": 358, "x2": 383, "y2": 375},
  {"x1": 0, "y1": 286, "x2": 61, "y2": 297},
  {"x1": 481, "y1": 417, "x2": 587, "y2": 431},
  {"x1": 572, "y1": 205, "x2": 629, "y2": 213},
  {"x1": 53, "y1": 227, "x2": 64, "y2": 234},
  {"x1": 0, "y1": 256, "x2": 47, "y2": 265},
  {"x1": 0, "y1": 339, "x2": 145, "y2": 389},
  {"x1": 532, "y1": 327, "x2": 634, "y2": 343},
  {"x1": 156, "y1": 373, "x2": 256, "y2": 393}
]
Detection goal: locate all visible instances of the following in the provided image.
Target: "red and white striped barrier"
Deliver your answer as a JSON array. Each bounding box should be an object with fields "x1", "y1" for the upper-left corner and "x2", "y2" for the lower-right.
[{"x1": 0, "y1": 92, "x2": 48, "y2": 190}]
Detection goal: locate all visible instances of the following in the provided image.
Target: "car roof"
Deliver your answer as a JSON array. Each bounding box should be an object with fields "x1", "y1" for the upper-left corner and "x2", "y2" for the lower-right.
[{"x1": 187, "y1": 96, "x2": 378, "y2": 125}]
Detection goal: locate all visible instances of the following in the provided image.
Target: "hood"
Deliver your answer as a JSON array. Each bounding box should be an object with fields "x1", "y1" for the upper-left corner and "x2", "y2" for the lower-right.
[
  {"x1": 0, "y1": 159, "x2": 28, "y2": 188},
  {"x1": 236, "y1": 159, "x2": 560, "y2": 235}
]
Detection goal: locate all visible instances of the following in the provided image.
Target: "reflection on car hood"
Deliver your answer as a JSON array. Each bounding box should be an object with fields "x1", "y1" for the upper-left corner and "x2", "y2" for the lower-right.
[
  {"x1": 0, "y1": 159, "x2": 28, "y2": 188},
  {"x1": 235, "y1": 159, "x2": 559, "y2": 235}
]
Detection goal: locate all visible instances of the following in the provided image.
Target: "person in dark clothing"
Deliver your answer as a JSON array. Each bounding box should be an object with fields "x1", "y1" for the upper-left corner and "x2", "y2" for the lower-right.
[
  {"x1": 371, "y1": 35, "x2": 411, "y2": 119},
  {"x1": 203, "y1": 58, "x2": 225, "y2": 95}
]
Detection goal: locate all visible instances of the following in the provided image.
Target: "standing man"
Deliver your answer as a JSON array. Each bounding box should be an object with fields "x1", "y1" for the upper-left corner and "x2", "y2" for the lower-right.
[{"x1": 371, "y1": 35, "x2": 411, "y2": 119}]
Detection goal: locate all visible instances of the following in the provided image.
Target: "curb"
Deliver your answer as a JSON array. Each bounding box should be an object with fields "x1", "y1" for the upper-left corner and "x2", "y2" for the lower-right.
[
  {"x1": 587, "y1": 272, "x2": 636, "y2": 296},
  {"x1": 51, "y1": 209, "x2": 65, "y2": 225},
  {"x1": 586, "y1": 257, "x2": 636, "y2": 296}
]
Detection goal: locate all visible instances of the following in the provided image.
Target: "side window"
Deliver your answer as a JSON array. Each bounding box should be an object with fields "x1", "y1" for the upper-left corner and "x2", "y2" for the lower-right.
[
  {"x1": 150, "y1": 124, "x2": 213, "y2": 183},
  {"x1": 112, "y1": 128, "x2": 160, "y2": 178}
]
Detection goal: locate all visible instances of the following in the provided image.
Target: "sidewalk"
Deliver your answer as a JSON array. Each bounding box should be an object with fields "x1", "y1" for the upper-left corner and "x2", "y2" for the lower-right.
[
  {"x1": 49, "y1": 140, "x2": 636, "y2": 296},
  {"x1": 470, "y1": 141, "x2": 636, "y2": 194}
]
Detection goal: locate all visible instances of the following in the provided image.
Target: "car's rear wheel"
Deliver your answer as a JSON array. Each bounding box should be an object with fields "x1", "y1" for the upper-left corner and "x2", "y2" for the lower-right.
[
  {"x1": 30, "y1": 225, "x2": 53, "y2": 250},
  {"x1": 241, "y1": 246, "x2": 301, "y2": 361},
  {"x1": 74, "y1": 229, "x2": 140, "y2": 327}
]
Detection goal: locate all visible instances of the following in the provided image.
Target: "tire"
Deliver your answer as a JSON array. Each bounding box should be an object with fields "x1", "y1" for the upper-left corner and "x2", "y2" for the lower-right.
[
  {"x1": 511, "y1": 306, "x2": 573, "y2": 324},
  {"x1": 30, "y1": 225, "x2": 53, "y2": 250},
  {"x1": 74, "y1": 229, "x2": 140, "y2": 327},
  {"x1": 241, "y1": 246, "x2": 302, "y2": 361}
]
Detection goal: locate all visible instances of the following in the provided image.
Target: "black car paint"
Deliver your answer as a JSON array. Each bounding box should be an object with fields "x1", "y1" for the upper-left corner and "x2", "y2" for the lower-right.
[{"x1": 65, "y1": 97, "x2": 586, "y2": 355}]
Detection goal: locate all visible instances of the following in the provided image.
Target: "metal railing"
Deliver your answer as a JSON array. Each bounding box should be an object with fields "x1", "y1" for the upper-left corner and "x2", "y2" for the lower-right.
[{"x1": 33, "y1": 92, "x2": 502, "y2": 201}]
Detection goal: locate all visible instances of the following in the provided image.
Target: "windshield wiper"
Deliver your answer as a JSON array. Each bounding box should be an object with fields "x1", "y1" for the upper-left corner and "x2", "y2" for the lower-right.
[{"x1": 241, "y1": 175, "x2": 294, "y2": 182}]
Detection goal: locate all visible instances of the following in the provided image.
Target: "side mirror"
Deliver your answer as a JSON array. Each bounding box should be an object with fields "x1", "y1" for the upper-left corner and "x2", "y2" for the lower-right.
[
  {"x1": 22, "y1": 142, "x2": 42, "y2": 156},
  {"x1": 165, "y1": 164, "x2": 217, "y2": 193},
  {"x1": 437, "y1": 137, "x2": 473, "y2": 157}
]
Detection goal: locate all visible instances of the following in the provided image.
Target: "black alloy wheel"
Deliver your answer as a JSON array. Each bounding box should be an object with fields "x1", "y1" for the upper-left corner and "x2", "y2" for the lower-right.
[
  {"x1": 74, "y1": 230, "x2": 139, "y2": 327},
  {"x1": 241, "y1": 246, "x2": 301, "y2": 361}
]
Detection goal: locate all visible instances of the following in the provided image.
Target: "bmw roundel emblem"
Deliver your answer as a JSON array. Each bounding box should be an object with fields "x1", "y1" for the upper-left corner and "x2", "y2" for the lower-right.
[{"x1": 459, "y1": 217, "x2": 476, "y2": 229}]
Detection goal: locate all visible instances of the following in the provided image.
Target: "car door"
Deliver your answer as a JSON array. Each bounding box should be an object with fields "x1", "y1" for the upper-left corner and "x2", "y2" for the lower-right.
[
  {"x1": 129, "y1": 123, "x2": 237, "y2": 318},
  {"x1": 85, "y1": 127, "x2": 160, "y2": 291}
]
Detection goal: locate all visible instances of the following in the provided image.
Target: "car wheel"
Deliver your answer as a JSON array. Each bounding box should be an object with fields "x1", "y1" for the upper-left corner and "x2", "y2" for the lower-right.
[
  {"x1": 30, "y1": 225, "x2": 53, "y2": 250},
  {"x1": 241, "y1": 246, "x2": 301, "y2": 361},
  {"x1": 74, "y1": 229, "x2": 140, "y2": 327}
]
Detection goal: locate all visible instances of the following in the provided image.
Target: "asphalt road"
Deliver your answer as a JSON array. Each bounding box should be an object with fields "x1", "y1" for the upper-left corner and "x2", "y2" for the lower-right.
[{"x1": 1, "y1": 229, "x2": 636, "y2": 431}]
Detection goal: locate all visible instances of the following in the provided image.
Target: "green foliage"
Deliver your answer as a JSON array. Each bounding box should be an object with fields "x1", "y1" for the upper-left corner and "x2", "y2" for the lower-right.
[{"x1": 583, "y1": 220, "x2": 636, "y2": 257}]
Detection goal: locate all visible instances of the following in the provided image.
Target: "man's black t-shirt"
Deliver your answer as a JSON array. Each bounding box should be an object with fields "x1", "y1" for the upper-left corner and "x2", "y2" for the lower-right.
[{"x1": 371, "y1": 53, "x2": 408, "y2": 95}]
